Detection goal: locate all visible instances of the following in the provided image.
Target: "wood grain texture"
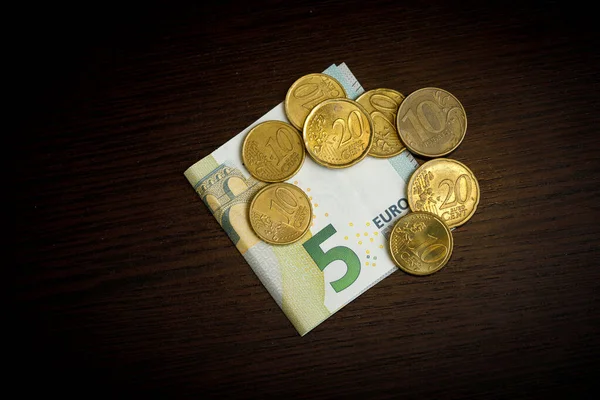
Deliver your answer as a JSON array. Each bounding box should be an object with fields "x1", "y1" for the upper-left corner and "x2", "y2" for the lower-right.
[{"x1": 15, "y1": 1, "x2": 600, "y2": 397}]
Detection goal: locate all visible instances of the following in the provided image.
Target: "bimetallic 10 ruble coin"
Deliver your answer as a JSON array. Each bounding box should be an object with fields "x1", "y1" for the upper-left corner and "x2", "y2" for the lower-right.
[
  {"x1": 407, "y1": 158, "x2": 480, "y2": 228},
  {"x1": 396, "y1": 88, "x2": 467, "y2": 157},
  {"x1": 242, "y1": 121, "x2": 305, "y2": 183},
  {"x1": 249, "y1": 183, "x2": 312, "y2": 245},
  {"x1": 356, "y1": 88, "x2": 406, "y2": 158},
  {"x1": 389, "y1": 212, "x2": 453, "y2": 276},
  {"x1": 303, "y1": 98, "x2": 373, "y2": 168},
  {"x1": 284, "y1": 73, "x2": 347, "y2": 131}
]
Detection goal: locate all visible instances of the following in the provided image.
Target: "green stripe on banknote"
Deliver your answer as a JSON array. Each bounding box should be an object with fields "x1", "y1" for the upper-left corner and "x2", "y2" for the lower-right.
[
  {"x1": 243, "y1": 242, "x2": 283, "y2": 306},
  {"x1": 271, "y1": 233, "x2": 331, "y2": 336}
]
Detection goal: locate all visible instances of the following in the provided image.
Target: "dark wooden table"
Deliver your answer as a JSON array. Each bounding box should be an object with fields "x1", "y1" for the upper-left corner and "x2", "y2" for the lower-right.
[{"x1": 15, "y1": 1, "x2": 600, "y2": 397}]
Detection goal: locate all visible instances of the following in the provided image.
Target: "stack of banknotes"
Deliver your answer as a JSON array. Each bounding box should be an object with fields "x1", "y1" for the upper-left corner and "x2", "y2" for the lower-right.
[{"x1": 185, "y1": 64, "x2": 418, "y2": 336}]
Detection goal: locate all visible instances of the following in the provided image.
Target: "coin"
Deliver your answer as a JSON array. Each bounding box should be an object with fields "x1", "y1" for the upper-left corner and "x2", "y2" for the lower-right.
[
  {"x1": 389, "y1": 211, "x2": 453, "y2": 276},
  {"x1": 356, "y1": 88, "x2": 406, "y2": 158},
  {"x1": 396, "y1": 87, "x2": 467, "y2": 157},
  {"x1": 407, "y1": 158, "x2": 480, "y2": 228},
  {"x1": 303, "y1": 98, "x2": 373, "y2": 168},
  {"x1": 284, "y1": 73, "x2": 347, "y2": 131},
  {"x1": 242, "y1": 121, "x2": 305, "y2": 183},
  {"x1": 249, "y1": 183, "x2": 312, "y2": 245}
]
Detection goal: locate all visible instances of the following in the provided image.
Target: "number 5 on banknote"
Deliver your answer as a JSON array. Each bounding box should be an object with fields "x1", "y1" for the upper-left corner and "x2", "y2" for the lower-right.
[{"x1": 303, "y1": 224, "x2": 360, "y2": 293}]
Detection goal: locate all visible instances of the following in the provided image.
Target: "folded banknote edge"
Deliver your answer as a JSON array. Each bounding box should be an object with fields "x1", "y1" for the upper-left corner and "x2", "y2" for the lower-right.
[
  {"x1": 299, "y1": 267, "x2": 396, "y2": 336},
  {"x1": 184, "y1": 63, "x2": 407, "y2": 336}
]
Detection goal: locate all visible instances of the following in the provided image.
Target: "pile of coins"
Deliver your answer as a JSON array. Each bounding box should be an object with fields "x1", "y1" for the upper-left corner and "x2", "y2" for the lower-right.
[{"x1": 242, "y1": 73, "x2": 479, "y2": 276}]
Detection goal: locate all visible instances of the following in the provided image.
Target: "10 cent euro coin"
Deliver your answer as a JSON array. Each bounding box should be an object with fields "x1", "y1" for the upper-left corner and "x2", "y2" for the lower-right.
[
  {"x1": 396, "y1": 87, "x2": 467, "y2": 157},
  {"x1": 249, "y1": 182, "x2": 313, "y2": 245},
  {"x1": 242, "y1": 121, "x2": 305, "y2": 182}
]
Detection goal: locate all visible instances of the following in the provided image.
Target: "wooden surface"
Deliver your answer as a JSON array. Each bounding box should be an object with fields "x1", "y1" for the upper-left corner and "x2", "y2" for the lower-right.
[{"x1": 15, "y1": 1, "x2": 600, "y2": 397}]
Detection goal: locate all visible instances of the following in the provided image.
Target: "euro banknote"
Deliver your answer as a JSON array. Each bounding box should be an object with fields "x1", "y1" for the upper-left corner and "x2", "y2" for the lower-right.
[{"x1": 184, "y1": 64, "x2": 418, "y2": 335}]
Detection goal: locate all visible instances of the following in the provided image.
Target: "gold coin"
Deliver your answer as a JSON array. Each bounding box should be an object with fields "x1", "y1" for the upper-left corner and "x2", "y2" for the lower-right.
[
  {"x1": 407, "y1": 158, "x2": 480, "y2": 228},
  {"x1": 356, "y1": 88, "x2": 406, "y2": 158},
  {"x1": 303, "y1": 98, "x2": 373, "y2": 168},
  {"x1": 284, "y1": 73, "x2": 347, "y2": 131},
  {"x1": 389, "y1": 211, "x2": 453, "y2": 276},
  {"x1": 242, "y1": 121, "x2": 305, "y2": 183},
  {"x1": 249, "y1": 183, "x2": 312, "y2": 245},
  {"x1": 396, "y1": 88, "x2": 467, "y2": 157}
]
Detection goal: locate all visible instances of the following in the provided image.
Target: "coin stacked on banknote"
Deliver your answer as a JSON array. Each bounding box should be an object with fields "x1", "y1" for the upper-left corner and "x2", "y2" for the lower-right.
[
  {"x1": 244, "y1": 73, "x2": 369, "y2": 244},
  {"x1": 287, "y1": 74, "x2": 375, "y2": 169},
  {"x1": 356, "y1": 88, "x2": 406, "y2": 158},
  {"x1": 187, "y1": 65, "x2": 481, "y2": 335},
  {"x1": 284, "y1": 77, "x2": 479, "y2": 273},
  {"x1": 241, "y1": 119, "x2": 311, "y2": 245},
  {"x1": 244, "y1": 72, "x2": 480, "y2": 261}
]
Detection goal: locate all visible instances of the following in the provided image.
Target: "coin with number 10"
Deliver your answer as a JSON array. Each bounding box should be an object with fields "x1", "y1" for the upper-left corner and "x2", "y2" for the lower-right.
[
  {"x1": 249, "y1": 183, "x2": 312, "y2": 245},
  {"x1": 242, "y1": 121, "x2": 305, "y2": 182},
  {"x1": 396, "y1": 87, "x2": 467, "y2": 157}
]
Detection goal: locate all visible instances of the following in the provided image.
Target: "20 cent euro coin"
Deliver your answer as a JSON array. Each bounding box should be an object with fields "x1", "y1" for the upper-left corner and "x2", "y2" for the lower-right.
[
  {"x1": 303, "y1": 98, "x2": 373, "y2": 168},
  {"x1": 356, "y1": 88, "x2": 406, "y2": 158},
  {"x1": 284, "y1": 73, "x2": 347, "y2": 131},
  {"x1": 407, "y1": 158, "x2": 480, "y2": 228}
]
